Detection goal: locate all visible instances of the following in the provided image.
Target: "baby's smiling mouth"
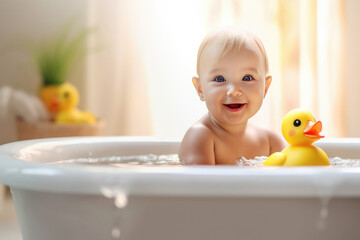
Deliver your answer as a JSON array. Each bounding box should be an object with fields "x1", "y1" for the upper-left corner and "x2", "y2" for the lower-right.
[{"x1": 223, "y1": 103, "x2": 245, "y2": 111}]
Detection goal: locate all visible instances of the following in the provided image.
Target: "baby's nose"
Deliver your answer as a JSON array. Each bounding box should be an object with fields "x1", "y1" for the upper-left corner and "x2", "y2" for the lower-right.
[{"x1": 227, "y1": 85, "x2": 242, "y2": 97}]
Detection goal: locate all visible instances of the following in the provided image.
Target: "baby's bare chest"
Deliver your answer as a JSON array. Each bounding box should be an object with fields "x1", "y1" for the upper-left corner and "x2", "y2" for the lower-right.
[{"x1": 214, "y1": 135, "x2": 270, "y2": 165}]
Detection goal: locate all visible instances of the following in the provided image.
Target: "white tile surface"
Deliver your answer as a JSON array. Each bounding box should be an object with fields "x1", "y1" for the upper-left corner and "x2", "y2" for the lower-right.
[{"x1": 0, "y1": 187, "x2": 22, "y2": 240}]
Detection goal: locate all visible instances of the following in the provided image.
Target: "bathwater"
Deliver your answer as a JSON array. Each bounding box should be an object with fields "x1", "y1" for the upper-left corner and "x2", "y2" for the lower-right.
[
  {"x1": 52, "y1": 155, "x2": 360, "y2": 167},
  {"x1": 51, "y1": 154, "x2": 180, "y2": 166}
]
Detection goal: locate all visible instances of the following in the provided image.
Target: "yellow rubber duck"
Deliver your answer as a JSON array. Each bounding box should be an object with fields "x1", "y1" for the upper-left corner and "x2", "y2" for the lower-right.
[
  {"x1": 263, "y1": 108, "x2": 330, "y2": 166},
  {"x1": 55, "y1": 82, "x2": 97, "y2": 124}
]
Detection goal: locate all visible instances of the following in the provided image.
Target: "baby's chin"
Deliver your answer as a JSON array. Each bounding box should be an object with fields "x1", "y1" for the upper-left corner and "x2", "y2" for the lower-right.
[{"x1": 208, "y1": 113, "x2": 249, "y2": 127}]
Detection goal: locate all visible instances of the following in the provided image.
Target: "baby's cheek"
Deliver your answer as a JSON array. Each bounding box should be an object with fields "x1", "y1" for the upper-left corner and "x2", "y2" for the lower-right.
[{"x1": 289, "y1": 129, "x2": 296, "y2": 137}]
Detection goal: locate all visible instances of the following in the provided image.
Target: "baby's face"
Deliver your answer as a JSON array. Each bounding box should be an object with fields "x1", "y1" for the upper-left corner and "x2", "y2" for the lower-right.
[{"x1": 196, "y1": 41, "x2": 271, "y2": 126}]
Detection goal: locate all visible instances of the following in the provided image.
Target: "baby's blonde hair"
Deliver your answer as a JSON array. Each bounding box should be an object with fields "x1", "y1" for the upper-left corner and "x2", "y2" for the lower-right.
[{"x1": 196, "y1": 27, "x2": 269, "y2": 77}]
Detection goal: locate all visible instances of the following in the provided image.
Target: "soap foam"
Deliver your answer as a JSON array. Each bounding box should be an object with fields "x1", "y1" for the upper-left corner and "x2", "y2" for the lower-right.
[{"x1": 236, "y1": 156, "x2": 360, "y2": 167}]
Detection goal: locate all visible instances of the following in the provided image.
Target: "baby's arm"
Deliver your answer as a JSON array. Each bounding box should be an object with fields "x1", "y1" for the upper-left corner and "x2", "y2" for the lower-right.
[
  {"x1": 268, "y1": 130, "x2": 287, "y2": 154},
  {"x1": 179, "y1": 125, "x2": 216, "y2": 165}
]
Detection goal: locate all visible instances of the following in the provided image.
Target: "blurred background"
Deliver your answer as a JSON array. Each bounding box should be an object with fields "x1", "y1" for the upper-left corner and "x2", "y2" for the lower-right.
[
  {"x1": 0, "y1": 0, "x2": 359, "y2": 144},
  {"x1": 0, "y1": 1, "x2": 359, "y2": 238}
]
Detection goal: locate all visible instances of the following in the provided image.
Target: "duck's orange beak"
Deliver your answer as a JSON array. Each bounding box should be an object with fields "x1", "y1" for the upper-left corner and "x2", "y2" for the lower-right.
[
  {"x1": 49, "y1": 98, "x2": 60, "y2": 112},
  {"x1": 303, "y1": 121, "x2": 324, "y2": 139}
]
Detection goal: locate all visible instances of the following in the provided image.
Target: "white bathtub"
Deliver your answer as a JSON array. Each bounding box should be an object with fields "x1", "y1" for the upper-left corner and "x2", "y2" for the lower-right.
[{"x1": 0, "y1": 137, "x2": 360, "y2": 240}]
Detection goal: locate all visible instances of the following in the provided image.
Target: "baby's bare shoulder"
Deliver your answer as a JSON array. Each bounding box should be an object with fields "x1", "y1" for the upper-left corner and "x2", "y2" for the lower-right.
[
  {"x1": 181, "y1": 122, "x2": 215, "y2": 149},
  {"x1": 184, "y1": 115, "x2": 216, "y2": 141},
  {"x1": 259, "y1": 126, "x2": 286, "y2": 153},
  {"x1": 179, "y1": 120, "x2": 216, "y2": 165},
  {"x1": 249, "y1": 124, "x2": 286, "y2": 153}
]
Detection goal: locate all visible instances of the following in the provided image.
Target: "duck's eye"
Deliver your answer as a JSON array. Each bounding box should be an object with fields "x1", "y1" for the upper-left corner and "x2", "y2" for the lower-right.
[
  {"x1": 293, "y1": 119, "x2": 301, "y2": 127},
  {"x1": 214, "y1": 76, "x2": 225, "y2": 82}
]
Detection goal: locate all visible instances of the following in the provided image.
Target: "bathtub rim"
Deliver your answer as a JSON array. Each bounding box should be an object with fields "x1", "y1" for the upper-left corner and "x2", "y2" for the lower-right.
[{"x1": 0, "y1": 136, "x2": 360, "y2": 198}]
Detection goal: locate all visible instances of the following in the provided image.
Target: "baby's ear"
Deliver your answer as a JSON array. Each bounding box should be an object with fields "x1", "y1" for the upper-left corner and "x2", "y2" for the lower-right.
[
  {"x1": 264, "y1": 76, "x2": 272, "y2": 97},
  {"x1": 192, "y1": 77, "x2": 204, "y2": 101}
]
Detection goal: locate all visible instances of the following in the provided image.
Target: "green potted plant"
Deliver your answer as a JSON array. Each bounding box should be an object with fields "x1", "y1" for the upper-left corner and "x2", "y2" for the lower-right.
[
  {"x1": 15, "y1": 22, "x2": 104, "y2": 139},
  {"x1": 36, "y1": 22, "x2": 92, "y2": 118}
]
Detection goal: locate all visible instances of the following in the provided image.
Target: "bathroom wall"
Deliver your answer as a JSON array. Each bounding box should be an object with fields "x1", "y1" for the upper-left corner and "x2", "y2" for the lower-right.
[
  {"x1": 0, "y1": 0, "x2": 89, "y2": 94},
  {"x1": 0, "y1": 0, "x2": 89, "y2": 144},
  {"x1": 345, "y1": 0, "x2": 360, "y2": 137}
]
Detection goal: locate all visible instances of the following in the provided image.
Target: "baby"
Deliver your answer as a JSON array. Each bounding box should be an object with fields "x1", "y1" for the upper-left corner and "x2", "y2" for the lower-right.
[{"x1": 179, "y1": 27, "x2": 285, "y2": 165}]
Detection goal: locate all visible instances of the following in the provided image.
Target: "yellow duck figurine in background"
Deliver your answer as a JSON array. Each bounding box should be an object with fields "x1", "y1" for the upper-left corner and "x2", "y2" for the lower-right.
[
  {"x1": 55, "y1": 83, "x2": 97, "y2": 124},
  {"x1": 264, "y1": 108, "x2": 330, "y2": 166}
]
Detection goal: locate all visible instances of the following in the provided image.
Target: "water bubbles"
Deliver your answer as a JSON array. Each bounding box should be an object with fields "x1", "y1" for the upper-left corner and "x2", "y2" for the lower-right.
[
  {"x1": 330, "y1": 157, "x2": 360, "y2": 167},
  {"x1": 235, "y1": 156, "x2": 267, "y2": 167},
  {"x1": 114, "y1": 193, "x2": 128, "y2": 208},
  {"x1": 101, "y1": 187, "x2": 127, "y2": 239},
  {"x1": 236, "y1": 156, "x2": 360, "y2": 167},
  {"x1": 101, "y1": 187, "x2": 128, "y2": 209},
  {"x1": 100, "y1": 187, "x2": 115, "y2": 198},
  {"x1": 317, "y1": 196, "x2": 331, "y2": 230},
  {"x1": 112, "y1": 228, "x2": 121, "y2": 239}
]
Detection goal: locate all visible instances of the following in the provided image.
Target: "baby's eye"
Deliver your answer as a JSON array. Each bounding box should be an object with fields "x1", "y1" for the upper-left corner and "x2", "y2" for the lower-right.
[
  {"x1": 214, "y1": 76, "x2": 225, "y2": 83},
  {"x1": 242, "y1": 75, "x2": 254, "y2": 81}
]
